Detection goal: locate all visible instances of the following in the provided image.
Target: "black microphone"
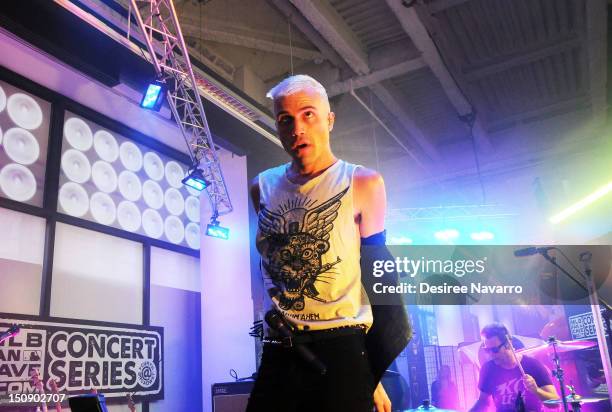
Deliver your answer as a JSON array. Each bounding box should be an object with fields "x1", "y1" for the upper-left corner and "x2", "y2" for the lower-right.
[
  {"x1": 264, "y1": 310, "x2": 327, "y2": 375},
  {"x1": 513, "y1": 246, "x2": 554, "y2": 257},
  {"x1": 515, "y1": 390, "x2": 526, "y2": 412}
]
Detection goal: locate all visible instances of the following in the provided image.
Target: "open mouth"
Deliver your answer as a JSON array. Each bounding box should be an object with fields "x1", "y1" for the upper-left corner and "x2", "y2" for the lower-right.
[{"x1": 294, "y1": 143, "x2": 309, "y2": 150}]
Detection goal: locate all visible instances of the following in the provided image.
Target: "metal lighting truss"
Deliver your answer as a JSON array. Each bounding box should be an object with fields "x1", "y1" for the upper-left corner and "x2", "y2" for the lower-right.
[
  {"x1": 128, "y1": 0, "x2": 232, "y2": 216},
  {"x1": 387, "y1": 204, "x2": 518, "y2": 222}
]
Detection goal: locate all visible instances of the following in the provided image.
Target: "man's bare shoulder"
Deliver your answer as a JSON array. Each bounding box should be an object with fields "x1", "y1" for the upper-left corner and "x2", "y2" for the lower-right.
[
  {"x1": 352, "y1": 166, "x2": 386, "y2": 236},
  {"x1": 353, "y1": 166, "x2": 385, "y2": 194}
]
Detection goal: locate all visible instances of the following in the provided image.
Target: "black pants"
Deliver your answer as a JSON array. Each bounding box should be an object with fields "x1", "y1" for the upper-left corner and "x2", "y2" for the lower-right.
[{"x1": 246, "y1": 333, "x2": 375, "y2": 412}]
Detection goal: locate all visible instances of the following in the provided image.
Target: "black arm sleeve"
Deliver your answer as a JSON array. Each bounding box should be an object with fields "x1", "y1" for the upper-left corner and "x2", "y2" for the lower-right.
[{"x1": 361, "y1": 231, "x2": 412, "y2": 383}]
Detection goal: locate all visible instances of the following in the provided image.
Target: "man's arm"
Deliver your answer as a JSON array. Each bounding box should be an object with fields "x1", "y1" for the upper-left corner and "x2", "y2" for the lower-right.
[
  {"x1": 353, "y1": 168, "x2": 402, "y2": 412},
  {"x1": 353, "y1": 167, "x2": 386, "y2": 236},
  {"x1": 468, "y1": 391, "x2": 491, "y2": 412},
  {"x1": 373, "y1": 382, "x2": 391, "y2": 412},
  {"x1": 537, "y1": 384, "x2": 560, "y2": 401},
  {"x1": 523, "y1": 374, "x2": 559, "y2": 402},
  {"x1": 522, "y1": 358, "x2": 559, "y2": 404}
]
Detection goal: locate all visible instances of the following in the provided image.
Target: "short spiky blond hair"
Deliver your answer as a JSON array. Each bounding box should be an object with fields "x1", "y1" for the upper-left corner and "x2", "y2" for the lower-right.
[{"x1": 266, "y1": 74, "x2": 329, "y2": 103}]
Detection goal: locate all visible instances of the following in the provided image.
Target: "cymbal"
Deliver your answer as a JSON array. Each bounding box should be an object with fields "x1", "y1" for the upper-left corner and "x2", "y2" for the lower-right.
[
  {"x1": 517, "y1": 340, "x2": 596, "y2": 356},
  {"x1": 543, "y1": 395, "x2": 608, "y2": 405}
]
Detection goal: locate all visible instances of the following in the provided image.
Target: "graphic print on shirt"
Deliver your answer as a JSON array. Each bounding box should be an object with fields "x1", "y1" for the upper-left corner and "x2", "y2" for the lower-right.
[
  {"x1": 494, "y1": 377, "x2": 522, "y2": 407},
  {"x1": 258, "y1": 186, "x2": 348, "y2": 311}
]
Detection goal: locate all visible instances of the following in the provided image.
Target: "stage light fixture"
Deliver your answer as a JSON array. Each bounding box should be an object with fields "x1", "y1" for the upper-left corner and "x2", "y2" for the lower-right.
[
  {"x1": 206, "y1": 215, "x2": 229, "y2": 240},
  {"x1": 434, "y1": 229, "x2": 459, "y2": 242},
  {"x1": 389, "y1": 235, "x2": 413, "y2": 245},
  {"x1": 140, "y1": 81, "x2": 166, "y2": 111},
  {"x1": 182, "y1": 168, "x2": 209, "y2": 192},
  {"x1": 549, "y1": 180, "x2": 612, "y2": 224},
  {"x1": 470, "y1": 231, "x2": 494, "y2": 241}
]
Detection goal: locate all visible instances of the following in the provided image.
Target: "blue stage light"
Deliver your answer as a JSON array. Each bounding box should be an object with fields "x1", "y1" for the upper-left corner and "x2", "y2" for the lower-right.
[
  {"x1": 182, "y1": 168, "x2": 209, "y2": 192},
  {"x1": 140, "y1": 81, "x2": 166, "y2": 111},
  {"x1": 206, "y1": 223, "x2": 229, "y2": 240}
]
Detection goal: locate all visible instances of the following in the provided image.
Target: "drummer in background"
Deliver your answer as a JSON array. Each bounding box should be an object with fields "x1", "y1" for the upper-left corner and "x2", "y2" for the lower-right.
[
  {"x1": 430, "y1": 365, "x2": 459, "y2": 410},
  {"x1": 469, "y1": 323, "x2": 559, "y2": 412}
]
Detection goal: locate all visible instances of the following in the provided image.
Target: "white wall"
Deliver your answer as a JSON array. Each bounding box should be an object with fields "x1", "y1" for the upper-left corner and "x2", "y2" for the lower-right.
[
  {"x1": 200, "y1": 150, "x2": 255, "y2": 412},
  {"x1": 50, "y1": 223, "x2": 143, "y2": 324},
  {"x1": 0, "y1": 208, "x2": 46, "y2": 315}
]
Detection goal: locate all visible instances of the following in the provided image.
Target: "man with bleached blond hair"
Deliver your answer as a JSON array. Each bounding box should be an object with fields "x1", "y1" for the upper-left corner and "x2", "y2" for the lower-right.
[{"x1": 247, "y1": 74, "x2": 411, "y2": 412}]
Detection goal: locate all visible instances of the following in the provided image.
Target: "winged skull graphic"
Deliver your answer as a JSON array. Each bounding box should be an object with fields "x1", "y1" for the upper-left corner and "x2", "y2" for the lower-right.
[{"x1": 258, "y1": 187, "x2": 348, "y2": 311}]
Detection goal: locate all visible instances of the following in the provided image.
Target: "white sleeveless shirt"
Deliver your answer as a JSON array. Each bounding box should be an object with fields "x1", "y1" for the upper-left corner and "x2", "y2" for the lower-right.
[{"x1": 256, "y1": 160, "x2": 373, "y2": 331}]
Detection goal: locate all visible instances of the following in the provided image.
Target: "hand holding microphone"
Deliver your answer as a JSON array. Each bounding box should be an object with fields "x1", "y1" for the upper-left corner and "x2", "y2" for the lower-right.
[{"x1": 264, "y1": 310, "x2": 327, "y2": 375}]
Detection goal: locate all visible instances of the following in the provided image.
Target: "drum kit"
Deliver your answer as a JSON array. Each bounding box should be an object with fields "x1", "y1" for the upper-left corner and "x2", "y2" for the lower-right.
[
  {"x1": 402, "y1": 399, "x2": 456, "y2": 411},
  {"x1": 515, "y1": 336, "x2": 608, "y2": 412},
  {"x1": 403, "y1": 336, "x2": 608, "y2": 412}
]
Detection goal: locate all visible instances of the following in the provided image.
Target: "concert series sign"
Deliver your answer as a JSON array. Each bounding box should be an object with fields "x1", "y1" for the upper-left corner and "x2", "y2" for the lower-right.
[
  {"x1": 568, "y1": 310, "x2": 609, "y2": 341},
  {"x1": 0, "y1": 315, "x2": 163, "y2": 402}
]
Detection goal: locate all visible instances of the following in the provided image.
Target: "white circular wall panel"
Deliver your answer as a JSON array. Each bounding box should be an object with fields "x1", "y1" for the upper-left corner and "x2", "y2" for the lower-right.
[
  {"x1": 90, "y1": 192, "x2": 116, "y2": 225},
  {"x1": 119, "y1": 141, "x2": 143, "y2": 172},
  {"x1": 92, "y1": 161, "x2": 117, "y2": 193},
  {"x1": 117, "y1": 201, "x2": 142, "y2": 232},
  {"x1": 143, "y1": 180, "x2": 163, "y2": 210},
  {"x1": 185, "y1": 195, "x2": 200, "y2": 223},
  {"x1": 164, "y1": 215, "x2": 184, "y2": 244},
  {"x1": 93, "y1": 130, "x2": 119, "y2": 162},
  {"x1": 142, "y1": 209, "x2": 163, "y2": 239},
  {"x1": 118, "y1": 170, "x2": 142, "y2": 202},
  {"x1": 64, "y1": 117, "x2": 93, "y2": 151},
  {"x1": 186, "y1": 186, "x2": 202, "y2": 197},
  {"x1": 143, "y1": 152, "x2": 164, "y2": 181},
  {"x1": 164, "y1": 188, "x2": 184, "y2": 216},
  {"x1": 61, "y1": 149, "x2": 91, "y2": 183},
  {"x1": 7, "y1": 93, "x2": 43, "y2": 130},
  {"x1": 2, "y1": 128, "x2": 39, "y2": 165},
  {"x1": 0, "y1": 163, "x2": 36, "y2": 202},
  {"x1": 185, "y1": 222, "x2": 200, "y2": 249},
  {"x1": 165, "y1": 161, "x2": 184, "y2": 189},
  {"x1": 58, "y1": 182, "x2": 89, "y2": 217}
]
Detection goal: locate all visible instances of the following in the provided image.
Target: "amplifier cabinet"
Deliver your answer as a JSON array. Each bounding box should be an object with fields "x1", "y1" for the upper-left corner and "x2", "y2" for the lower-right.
[{"x1": 212, "y1": 381, "x2": 254, "y2": 412}]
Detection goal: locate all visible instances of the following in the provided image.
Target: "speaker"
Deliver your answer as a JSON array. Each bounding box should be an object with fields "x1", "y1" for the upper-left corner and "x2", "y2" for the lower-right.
[{"x1": 212, "y1": 381, "x2": 254, "y2": 412}]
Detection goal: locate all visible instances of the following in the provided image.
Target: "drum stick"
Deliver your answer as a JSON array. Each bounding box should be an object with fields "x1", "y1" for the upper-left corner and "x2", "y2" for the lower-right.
[{"x1": 506, "y1": 334, "x2": 526, "y2": 377}]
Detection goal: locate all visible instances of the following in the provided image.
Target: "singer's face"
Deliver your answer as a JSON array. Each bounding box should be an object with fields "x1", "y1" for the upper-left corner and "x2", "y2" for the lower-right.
[{"x1": 273, "y1": 88, "x2": 335, "y2": 165}]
